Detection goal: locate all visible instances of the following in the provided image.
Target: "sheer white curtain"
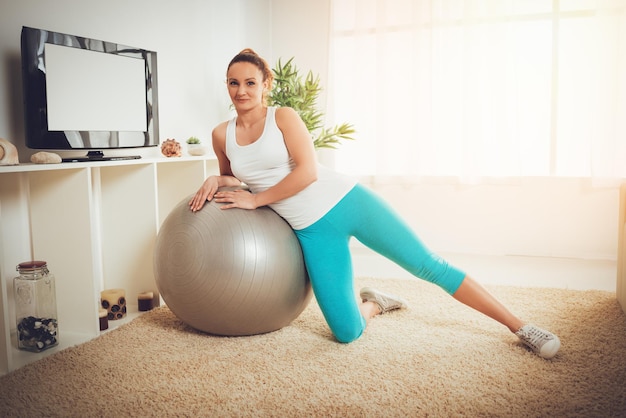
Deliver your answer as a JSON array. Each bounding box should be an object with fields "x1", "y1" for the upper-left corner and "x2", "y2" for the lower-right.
[{"x1": 329, "y1": 0, "x2": 626, "y2": 180}]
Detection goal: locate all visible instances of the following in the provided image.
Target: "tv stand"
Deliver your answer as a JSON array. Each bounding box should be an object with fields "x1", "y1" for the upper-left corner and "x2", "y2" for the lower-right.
[{"x1": 62, "y1": 151, "x2": 141, "y2": 163}]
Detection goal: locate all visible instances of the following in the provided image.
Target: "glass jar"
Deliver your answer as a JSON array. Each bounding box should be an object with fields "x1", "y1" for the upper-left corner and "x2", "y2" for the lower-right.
[{"x1": 14, "y1": 261, "x2": 59, "y2": 352}]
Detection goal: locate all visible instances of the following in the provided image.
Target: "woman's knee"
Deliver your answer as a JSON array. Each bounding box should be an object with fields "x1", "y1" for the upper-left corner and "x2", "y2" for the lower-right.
[
  {"x1": 411, "y1": 253, "x2": 465, "y2": 294},
  {"x1": 324, "y1": 310, "x2": 366, "y2": 343},
  {"x1": 332, "y1": 323, "x2": 364, "y2": 344}
]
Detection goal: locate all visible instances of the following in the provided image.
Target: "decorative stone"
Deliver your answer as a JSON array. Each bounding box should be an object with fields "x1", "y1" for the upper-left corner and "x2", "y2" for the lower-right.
[
  {"x1": 30, "y1": 151, "x2": 62, "y2": 164},
  {"x1": 17, "y1": 316, "x2": 58, "y2": 351}
]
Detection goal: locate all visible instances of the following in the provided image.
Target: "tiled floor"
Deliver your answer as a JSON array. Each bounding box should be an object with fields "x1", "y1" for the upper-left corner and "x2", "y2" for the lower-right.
[{"x1": 351, "y1": 247, "x2": 617, "y2": 292}]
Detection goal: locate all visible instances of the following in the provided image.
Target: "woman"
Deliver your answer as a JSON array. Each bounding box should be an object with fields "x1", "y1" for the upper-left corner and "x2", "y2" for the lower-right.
[{"x1": 189, "y1": 48, "x2": 561, "y2": 359}]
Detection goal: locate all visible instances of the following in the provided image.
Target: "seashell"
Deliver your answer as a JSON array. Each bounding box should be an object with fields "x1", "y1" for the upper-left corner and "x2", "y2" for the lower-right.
[{"x1": 161, "y1": 138, "x2": 182, "y2": 157}]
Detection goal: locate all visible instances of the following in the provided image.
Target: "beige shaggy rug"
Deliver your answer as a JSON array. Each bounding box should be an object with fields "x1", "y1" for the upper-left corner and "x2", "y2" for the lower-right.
[{"x1": 0, "y1": 277, "x2": 625, "y2": 417}]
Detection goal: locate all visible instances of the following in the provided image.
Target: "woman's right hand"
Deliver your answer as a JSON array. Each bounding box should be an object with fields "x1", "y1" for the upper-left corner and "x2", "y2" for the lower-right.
[{"x1": 189, "y1": 176, "x2": 220, "y2": 212}]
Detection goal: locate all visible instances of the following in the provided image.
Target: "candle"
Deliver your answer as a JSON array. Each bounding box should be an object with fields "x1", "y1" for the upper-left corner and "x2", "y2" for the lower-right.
[
  {"x1": 99, "y1": 308, "x2": 109, "y2": 331},
  {"x1": 138, "y1": 291, "x2": 155, "y2": 311},
  {"x1": 100, "y1": 288, "x2": 127, "y2": 320}
]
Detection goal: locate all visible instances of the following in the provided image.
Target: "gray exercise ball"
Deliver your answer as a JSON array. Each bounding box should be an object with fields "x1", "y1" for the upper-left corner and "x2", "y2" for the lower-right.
[{"x1": 153, "y1": 191, "x2": 312, "y2": 336}]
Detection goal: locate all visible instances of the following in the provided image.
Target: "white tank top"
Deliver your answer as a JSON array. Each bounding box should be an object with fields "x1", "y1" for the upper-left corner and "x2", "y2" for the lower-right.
[{"x1": 225, "y1": 107, "x2": 356, "y2": 230}]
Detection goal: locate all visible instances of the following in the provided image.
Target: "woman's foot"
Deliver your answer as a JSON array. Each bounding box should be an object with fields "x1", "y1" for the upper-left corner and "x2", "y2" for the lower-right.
[
  {"x1": 515, "y1": 324, "x2": 561, "y2": 359},
  {"x1": 360, "y1": 287, "x2": 408, "y2": 314}
]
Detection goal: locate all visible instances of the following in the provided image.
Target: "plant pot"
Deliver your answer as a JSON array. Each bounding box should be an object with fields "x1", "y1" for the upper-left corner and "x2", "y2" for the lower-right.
[{"x1": 187, "y1": 144, "x2": 206, "y2": 156}]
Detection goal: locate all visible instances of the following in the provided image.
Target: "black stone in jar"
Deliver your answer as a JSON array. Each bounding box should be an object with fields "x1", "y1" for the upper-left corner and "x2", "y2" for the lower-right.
[{"x1": 17, "y1": 316, "x2": 58, "y2": 352}]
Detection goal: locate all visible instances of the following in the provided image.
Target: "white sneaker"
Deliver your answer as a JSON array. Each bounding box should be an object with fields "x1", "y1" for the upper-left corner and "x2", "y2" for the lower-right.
[
  {"x1": 515, "y1": 324, "x2": 561, "y2": 359},
  {"x1": 360, "y1": 287, "x2": 408, "y2": 314}
]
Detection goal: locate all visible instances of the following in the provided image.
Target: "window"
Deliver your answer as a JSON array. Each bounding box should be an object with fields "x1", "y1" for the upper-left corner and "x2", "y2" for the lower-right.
[{"x1": 330, "y1": 0, "x2": 626, "y2": 179}]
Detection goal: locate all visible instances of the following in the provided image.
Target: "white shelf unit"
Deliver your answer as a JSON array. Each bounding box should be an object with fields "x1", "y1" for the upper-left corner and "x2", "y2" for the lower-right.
[{"x1": 0, "y1": 156, "x2": 218, "y2": 374}]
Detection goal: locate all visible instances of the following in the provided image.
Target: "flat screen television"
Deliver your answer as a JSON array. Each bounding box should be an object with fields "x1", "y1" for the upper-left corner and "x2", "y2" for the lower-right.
[{"x1": 20, "y1": 26, "x2": 159, "y2": 162}]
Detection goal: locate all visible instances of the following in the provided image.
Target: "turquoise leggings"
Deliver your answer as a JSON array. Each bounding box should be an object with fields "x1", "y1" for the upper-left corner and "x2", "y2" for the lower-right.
[{"x1": 294, "y1": 184, "x2": 466, "y2": 343}]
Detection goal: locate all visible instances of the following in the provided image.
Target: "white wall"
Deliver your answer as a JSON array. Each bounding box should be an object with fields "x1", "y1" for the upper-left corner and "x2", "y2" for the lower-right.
[
  {"x1": 364, "y1": 177, "x2": 618, "y2": 260},
  {"x1": 269, "y1": 0, "x2": 330, "y2": 97},
  {"x1": 269, "y1": 0, "x2": 336, "y2": 165},
  {"x1": 0, "y1": 0, "x2": 620, "y2": 263},
  {"x1": 0, "y1": 0, "x2": 272, "y2": 162}
]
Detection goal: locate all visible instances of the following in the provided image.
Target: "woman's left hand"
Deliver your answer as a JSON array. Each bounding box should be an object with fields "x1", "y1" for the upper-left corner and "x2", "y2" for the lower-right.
[{"x1": 213, "y1": 189, "x2": 258, "y2": 210}]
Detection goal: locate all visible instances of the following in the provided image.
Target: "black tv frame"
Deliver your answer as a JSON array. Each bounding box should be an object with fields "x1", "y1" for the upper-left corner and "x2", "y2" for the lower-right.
[{"x1": 20, "y1": 26, "x2": 159, "y2": 161}]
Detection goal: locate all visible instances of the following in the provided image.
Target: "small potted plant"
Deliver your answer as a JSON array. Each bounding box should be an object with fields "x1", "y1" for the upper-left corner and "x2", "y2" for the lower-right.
[{"x1": 186, "y1": 136, "x2": 206, "y2": 156}]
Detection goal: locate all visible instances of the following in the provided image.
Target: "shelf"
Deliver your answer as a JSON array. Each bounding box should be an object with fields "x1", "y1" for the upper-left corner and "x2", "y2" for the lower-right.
[
  {"x1": 0, "y1": 155, "x2": 218, "y2": 374},
  {"x1": 9, "y1": 309, "x2": 146, "y2": 371},
  {"x1": 0, "y1": 154, "x2": 217, "y2": 174}
]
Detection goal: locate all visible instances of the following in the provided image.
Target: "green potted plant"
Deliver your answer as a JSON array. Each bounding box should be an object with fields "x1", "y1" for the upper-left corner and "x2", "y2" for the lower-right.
[
  {"x1": 269, "y1": 58, "x2": 355, "y2": 149},
  {"x1": 186, "y1": 136, "x2": 206, "y2": 156}
]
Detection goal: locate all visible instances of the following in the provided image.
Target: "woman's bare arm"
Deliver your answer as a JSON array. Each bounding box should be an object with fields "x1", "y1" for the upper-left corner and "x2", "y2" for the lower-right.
[{"x1": 188, "y1": 122, "x2": 242, "y2": 212}]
